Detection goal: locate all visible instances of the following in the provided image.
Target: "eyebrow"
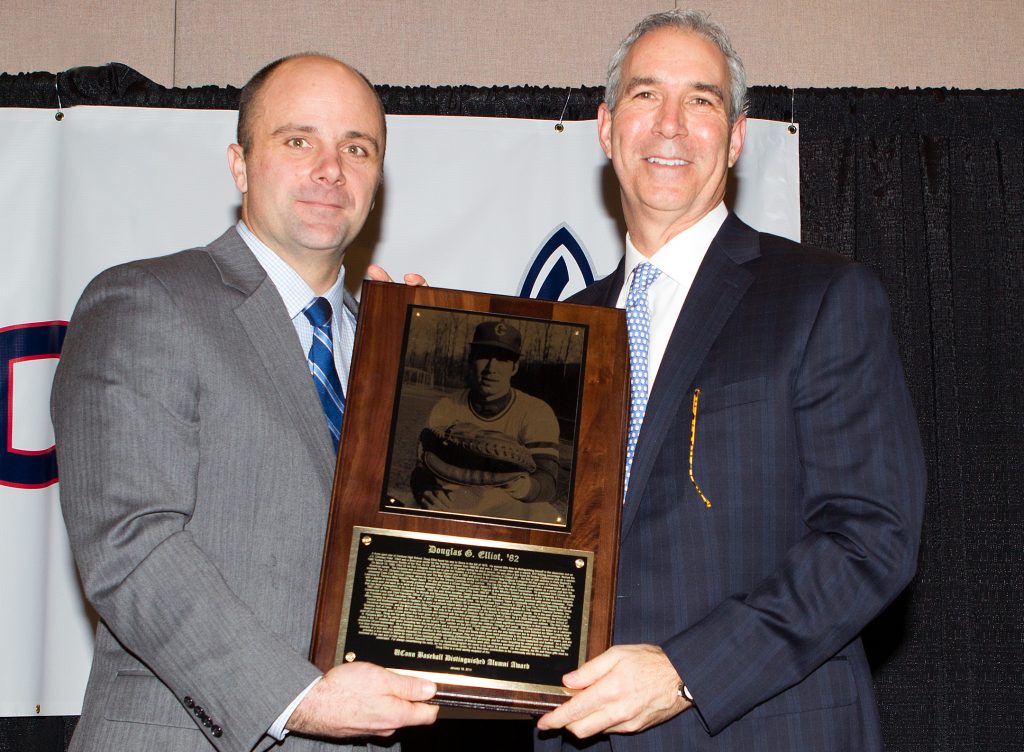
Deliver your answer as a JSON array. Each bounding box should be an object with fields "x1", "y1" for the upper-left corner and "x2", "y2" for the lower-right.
[
  {"x1": 270, "y1": 123, "x2": 381, "y2": 152},
  {"x1": 622, "y1": 77, "x2": 725, "y2": 103},
  {"x1": 691, "y1": 82, "x2": 726, "y2": 102},
  {"x1": 622, "y1": 76, "x2": 661, "y2": 94}
]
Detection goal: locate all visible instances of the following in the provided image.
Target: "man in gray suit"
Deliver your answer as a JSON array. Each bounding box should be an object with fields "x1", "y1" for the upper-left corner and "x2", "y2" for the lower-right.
[{"x1": 52, "y1": 54, "x2": 437, "y2": 751}]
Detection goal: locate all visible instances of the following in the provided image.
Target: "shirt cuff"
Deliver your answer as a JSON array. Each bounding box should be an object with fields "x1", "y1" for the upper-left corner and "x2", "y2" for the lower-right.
[{"x1": 267, "y1": 675, "x2": 322, "y2": 741}]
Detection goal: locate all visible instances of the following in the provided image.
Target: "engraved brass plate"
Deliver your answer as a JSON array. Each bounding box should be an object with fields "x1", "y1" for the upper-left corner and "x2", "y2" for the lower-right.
[{"x1": 337, "y1": 527, "x2": 592, "y2": 695}]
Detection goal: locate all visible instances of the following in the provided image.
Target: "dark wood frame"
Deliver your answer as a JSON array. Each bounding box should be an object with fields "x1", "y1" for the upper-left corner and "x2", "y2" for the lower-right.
[{"x1": 310, "y1": 282, "x2": 628, "y2": 713}]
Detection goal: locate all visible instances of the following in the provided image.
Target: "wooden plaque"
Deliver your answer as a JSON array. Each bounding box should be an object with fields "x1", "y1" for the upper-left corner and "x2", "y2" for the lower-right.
[{"x1": 311, "y1": 281, "x2": 628, "y2": 713}]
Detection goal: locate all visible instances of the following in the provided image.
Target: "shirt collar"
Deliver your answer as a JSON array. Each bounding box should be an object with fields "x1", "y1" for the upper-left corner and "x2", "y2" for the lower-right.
[
  {"x1": 236, "y1": 220, "x2": 346, "y2": 320},
  {"x1": 623, "y1": 202, "x2": 728, "y2": 283}
]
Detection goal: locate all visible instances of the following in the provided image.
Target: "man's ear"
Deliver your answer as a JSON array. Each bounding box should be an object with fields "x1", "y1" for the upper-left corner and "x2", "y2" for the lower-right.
[
  {"x1": 727, "y1": 115, "x2": 747, "y2": 169},
  {"x1": 227, "y1": 143, "x2": 248, "y2": 194},
  {"x1": 597, "y1": 102, "x2": 614, "y2": 160}
]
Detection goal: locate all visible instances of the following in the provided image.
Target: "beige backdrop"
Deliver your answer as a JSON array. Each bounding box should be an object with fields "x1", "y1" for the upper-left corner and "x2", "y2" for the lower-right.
[{"x1": 3, "y1": 1, "x2": 1022, "y2": 91}]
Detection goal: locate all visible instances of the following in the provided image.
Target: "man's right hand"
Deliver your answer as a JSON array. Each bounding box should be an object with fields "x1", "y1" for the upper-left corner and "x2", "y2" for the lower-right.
[{"x1": 286, "y1": 662, "x2": 438, "y2": 739}]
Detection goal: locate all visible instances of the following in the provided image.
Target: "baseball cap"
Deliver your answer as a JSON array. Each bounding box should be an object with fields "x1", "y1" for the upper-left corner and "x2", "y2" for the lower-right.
[{"x1": 470, "y1": 320, "x2": 521, "y2": 356}]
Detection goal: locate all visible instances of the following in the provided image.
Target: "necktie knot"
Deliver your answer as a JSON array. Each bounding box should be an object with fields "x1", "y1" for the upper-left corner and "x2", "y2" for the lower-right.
[
  {"x1": 303, "y1": 297, "x2": 333, "y2": 330},
  {"x1": 628, "y1": 262, "x2": 661, "y2": 299}
]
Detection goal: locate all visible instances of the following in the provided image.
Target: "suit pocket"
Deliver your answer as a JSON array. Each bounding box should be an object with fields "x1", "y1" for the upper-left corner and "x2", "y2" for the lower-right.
[
  {"x1": 105, "y1": 670, "x2": 197, "y2": 729},
  {"x1": 696, "y1": 376, "x2": 768, "y2": 416},
  {"x1": 687, "y1": 377, "x2": 773, "y2": 509},
  {"x1": 744, "y1": 657, "x2": 856, "y2": 719}
]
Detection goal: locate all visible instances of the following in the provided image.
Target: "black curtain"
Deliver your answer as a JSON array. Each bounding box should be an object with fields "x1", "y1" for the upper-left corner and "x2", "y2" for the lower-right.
[{"x1": 1, "y1": 65, "x2": 1020, "y2": 752}]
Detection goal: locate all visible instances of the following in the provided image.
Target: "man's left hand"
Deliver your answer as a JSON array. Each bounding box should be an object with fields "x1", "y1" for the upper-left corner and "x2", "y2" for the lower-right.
[
  {"x1": 366, "y1": 265, "x2": 427, "y2": 286},
  {"x1": 536, "y1": 644, "x2": 690, "y2": 738}
]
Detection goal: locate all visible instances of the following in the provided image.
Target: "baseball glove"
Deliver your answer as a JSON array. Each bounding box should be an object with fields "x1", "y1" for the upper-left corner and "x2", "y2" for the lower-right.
[{"x1": 420, "y1": 422, "x2": 535, "y2": 486}]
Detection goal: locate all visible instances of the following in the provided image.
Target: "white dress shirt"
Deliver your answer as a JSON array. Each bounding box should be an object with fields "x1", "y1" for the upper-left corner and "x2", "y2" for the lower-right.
[
  {"x1": 236, "y1": 220, "x2": 357, "y2": 393},
  {"x1": 615, "y1": 203, "x2": 728, "y2": 395}
]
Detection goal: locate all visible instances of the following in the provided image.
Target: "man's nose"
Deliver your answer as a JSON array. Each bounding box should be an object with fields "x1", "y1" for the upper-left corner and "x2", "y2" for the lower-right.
[
  {"x1": 313, "y1": 149, "x2": 344, "y2": 184},
  {"x1": 654, "y1": 101, "x2": 687, "y2": 139}
]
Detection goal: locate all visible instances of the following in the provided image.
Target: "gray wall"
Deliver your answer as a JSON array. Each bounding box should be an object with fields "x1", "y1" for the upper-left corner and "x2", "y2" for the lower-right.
[{"x1": 4, "y1": 1, "x2": 1022, "y2": 89}]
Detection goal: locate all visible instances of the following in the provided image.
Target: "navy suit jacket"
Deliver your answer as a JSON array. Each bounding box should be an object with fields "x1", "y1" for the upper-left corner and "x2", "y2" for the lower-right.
[{"x1": 537, "y1": 214, "x2": 926, "y2": 751}]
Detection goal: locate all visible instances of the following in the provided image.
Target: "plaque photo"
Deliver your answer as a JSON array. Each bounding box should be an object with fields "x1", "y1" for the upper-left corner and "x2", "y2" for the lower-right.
[
  {"x1": 311, "y1": 282, "x2": 629, "y2": 713},
  {"x1": 381, "y1": 306, "x2": 585, "y2": 530}
]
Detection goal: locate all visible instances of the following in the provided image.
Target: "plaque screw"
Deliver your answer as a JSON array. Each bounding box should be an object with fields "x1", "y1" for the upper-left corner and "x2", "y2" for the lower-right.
[
  {"x1": 361, "y1": 536, "x2": 372, "y2": 546},
  {"x1": 344, "y1": 652, "x2": 356, "y2": 662},
  {"x1": 575, "y1": 558, "x2": 585, "y2": 569}
]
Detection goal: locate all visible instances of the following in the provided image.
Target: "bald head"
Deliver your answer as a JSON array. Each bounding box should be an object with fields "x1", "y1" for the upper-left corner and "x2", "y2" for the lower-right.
[
  {"x1": 236, "y1": 54, "x2": 386, "y2": 154},
  {"x1": 226, "y1": 54, "x2": 388, "y2": 290}
]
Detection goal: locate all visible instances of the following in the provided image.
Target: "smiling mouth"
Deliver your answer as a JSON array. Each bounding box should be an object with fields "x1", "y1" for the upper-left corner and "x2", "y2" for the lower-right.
[
  {"x1": 298, "y1": 199, "x2": 344, "y2": 210},
  {"x1": 647, "y1": 157, "x2": 690, "y2": 166}
]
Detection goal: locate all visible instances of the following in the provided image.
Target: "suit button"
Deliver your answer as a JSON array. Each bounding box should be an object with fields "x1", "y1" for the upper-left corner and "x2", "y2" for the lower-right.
[
  {"x1": 194, "y1": 706, "x2": 204, "y2": 717},
  {"x1": 203, "y1": 718, "x2": 213, "y2": 727},
  {"x1": 211, "y1": 726, "x2": 223, "y2": 738},
  {"x1": 183, "y1": 697, "x2": 195, "y2": 709}
]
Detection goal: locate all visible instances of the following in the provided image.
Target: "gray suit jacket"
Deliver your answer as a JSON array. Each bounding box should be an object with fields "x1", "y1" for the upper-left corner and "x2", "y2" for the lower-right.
[{"x1": 53, "y1": 229, "x2": 387, "y2": 752}]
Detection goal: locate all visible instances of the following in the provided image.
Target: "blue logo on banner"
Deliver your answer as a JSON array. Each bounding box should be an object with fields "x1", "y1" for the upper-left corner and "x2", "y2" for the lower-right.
[
  {"x1": 519, "y1": 224, "x2": 596, "y2": 301},
  {"x1": 0, "y1": 322, "x2": 66, "y2": 489}
]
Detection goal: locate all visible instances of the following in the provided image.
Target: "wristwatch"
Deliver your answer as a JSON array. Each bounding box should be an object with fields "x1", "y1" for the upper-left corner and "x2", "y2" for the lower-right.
[{"x1": 677, "y1": 681, "x2": 694, "y2": 702}]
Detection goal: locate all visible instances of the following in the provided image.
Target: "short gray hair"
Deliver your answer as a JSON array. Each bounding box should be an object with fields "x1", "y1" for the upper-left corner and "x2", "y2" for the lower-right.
[{"x1": 604, "y1": 9, "x2": 748, "y2": 123}]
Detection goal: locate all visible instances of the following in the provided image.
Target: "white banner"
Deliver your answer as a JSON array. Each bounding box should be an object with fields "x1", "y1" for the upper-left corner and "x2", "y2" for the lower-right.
[{"x1": 0, "y1": 105, "x2": 798, "y2": 715}]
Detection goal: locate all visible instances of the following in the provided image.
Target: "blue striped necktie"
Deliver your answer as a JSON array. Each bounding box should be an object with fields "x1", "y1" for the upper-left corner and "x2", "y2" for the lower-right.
[
  {"x1": 624, "y1": 262, "x2": 661, "y2": 496},
  {"x1": 302, "y1": 297, "x2": 345, "y2": 451}
]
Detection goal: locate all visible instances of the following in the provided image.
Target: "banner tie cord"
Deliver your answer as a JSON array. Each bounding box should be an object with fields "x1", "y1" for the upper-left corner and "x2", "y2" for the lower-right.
[
  {"x1": 788, "y1": 88, "x2": 797, "y2": 134},
  {"x1": 54, "y1": 72, "x2": 64, "y2": 121},
  {"x1": 554, "y1": 86, "x2": 575, "y2": 133}
]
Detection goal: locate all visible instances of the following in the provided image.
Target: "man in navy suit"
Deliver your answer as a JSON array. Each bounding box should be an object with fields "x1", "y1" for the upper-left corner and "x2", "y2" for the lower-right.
[{"x1": 536, "y1": 9, "x2": 925, "y2": 751}]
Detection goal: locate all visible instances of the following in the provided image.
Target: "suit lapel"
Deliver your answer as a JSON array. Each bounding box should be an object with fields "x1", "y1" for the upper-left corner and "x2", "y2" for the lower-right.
[
  {"x1": 621, "y1": 215, "x2": 760, "y2": 536},
  {"x1": 206, "y1": 230, "x2": 337, "y2": 485},
  {"x1": 571, "y1": 260, "x2": 624, "y2": 308},
  {"x1": 341, "y1": 288, "x2": 359, "y2": 321}
]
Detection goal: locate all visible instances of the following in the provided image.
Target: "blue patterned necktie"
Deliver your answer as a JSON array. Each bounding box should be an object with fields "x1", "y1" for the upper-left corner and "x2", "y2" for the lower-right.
[
  {"x1": 302, "y1": 297, "x2": 345, "y2": 451},
  {"x1": 624, "y1": 262, "x2": 661, "y2": 495}
]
